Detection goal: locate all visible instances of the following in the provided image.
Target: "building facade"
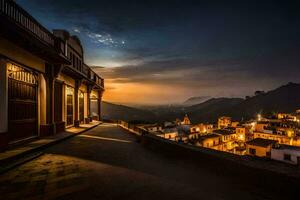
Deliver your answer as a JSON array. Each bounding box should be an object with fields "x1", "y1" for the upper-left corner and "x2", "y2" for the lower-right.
[
  {"x1": 271, "y1": 145, "x2": 300, "y2": 166},
  {"x1": 218, "y1": 116, "x2": 231, "y2": 129},
  {"x1": 246, "y1": 138, "x2": 277, "y2": 157},
  {"x1": 0, "y1": 0, "x2": 104, "y2": 150}
]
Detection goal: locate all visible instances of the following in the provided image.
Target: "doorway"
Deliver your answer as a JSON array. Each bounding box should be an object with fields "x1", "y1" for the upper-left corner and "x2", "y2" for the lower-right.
[
  {"x1": 66, "y1": 86, "x2": 74, "y2": 126},
  {"x1": 7, "y1": 63, "x2": 38, "y2": 142}
]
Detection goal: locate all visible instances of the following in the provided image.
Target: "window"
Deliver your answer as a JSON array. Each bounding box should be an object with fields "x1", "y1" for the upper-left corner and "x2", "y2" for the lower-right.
[
  {"x1": 284, "y1": 154, "x2": 291, "y2": 161},
  {"x1": 249, "y1": 148, "x2": 256, "y2": 155}
]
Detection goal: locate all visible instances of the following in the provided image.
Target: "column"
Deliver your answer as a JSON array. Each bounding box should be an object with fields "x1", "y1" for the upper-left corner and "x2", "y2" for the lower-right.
[
  {"x1": 40, "y1": 64, "x2": 55, "y2": 136},
  {"x1": 74, "y1": 80, "x2": 80, "y2": 127},
  {"x1": 0, "y1": 59, "x2": 8, "y2": 149},
  {"x1": 98, "y1": 90, "x2": 103, "y2": 121},
  {"x1": 86, "y1": 85, "x2": 92, "y2": 123}
]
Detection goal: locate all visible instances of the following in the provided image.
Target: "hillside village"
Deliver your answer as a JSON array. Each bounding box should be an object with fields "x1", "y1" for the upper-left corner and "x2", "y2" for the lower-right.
[{"x1": 138, "y1": 110, "x2": 300, "y2": 166}]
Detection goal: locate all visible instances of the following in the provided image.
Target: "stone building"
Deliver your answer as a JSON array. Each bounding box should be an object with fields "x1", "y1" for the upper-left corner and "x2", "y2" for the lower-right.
[{"x1": 0, "y1": 0, "x2": 104, "y2": 150}]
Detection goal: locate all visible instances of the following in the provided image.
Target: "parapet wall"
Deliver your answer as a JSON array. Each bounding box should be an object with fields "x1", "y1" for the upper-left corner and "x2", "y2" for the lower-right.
[
  {"x1": 117, "y1": 120, "x2": 300, "y2": 184},
  {"x1": 140, "y1": 133, "x2": 300, "y2": 195}
]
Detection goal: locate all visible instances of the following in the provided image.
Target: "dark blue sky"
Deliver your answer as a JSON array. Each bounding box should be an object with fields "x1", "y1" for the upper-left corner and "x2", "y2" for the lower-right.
[{"x1": 17, "y1": 0, "x2": 300, "y2": 104}]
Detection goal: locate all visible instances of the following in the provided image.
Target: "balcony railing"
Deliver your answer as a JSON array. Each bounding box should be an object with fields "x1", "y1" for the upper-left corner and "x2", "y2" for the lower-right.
[
  {"x1": 0, "y1": 0, "x2": 103, "y2": 88},
  {"x1": 0, "y1": 0, "x2": 55, "y2": 47},
  {"x1": 82, "y1": 64, "x2": 104, "y2": 88}
]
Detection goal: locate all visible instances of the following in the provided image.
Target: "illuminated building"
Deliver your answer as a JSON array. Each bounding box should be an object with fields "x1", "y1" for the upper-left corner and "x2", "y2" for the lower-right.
[
  {"x1": 231, "y1": 121, "x2": 240, "y2": 128},
  {"x1": 181, "y1": 114, "x2": 192, "y2": 125},
  {"x1": 246, "y1": 138, "x2": 277, "y2": 157},
  {"x1": 153, "y1": 128, "x2": 178, "y2": 141},
  {"x1": 276, "y1": 113, "x2": 297, "y2": 122},
  {"x1": 213, "y1": 129, "x2": 237, "y2": 152},
  {"x1": 236, "y1": 126, "x2": 246, "y2": 142},
  {"x1": 218, "y1": 116, "x2": 231, "y2": 129},
  {"x1": 189, "y1": 123, "x2": 214, "y2": 139},
  {"x1": 254, "y1": 121, "x2": 269, "y2": 132},
  {"x1": 143, "y1": 124, "x2": 163, "y2": 132},
  {"x1": 192, "y1": 134, "x2": 222, "y2": 151},
  {"x1": 190, "y1": 129, "x2": 237, "y2": 152},
  {"x1": 0, "y1": 1, "x2": 104, "y2": 150}
]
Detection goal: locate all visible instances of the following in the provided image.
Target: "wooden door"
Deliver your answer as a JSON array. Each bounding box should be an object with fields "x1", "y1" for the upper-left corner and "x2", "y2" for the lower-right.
[{"x1": 7, "y1": 64, "x2": 38, "y2": 142}]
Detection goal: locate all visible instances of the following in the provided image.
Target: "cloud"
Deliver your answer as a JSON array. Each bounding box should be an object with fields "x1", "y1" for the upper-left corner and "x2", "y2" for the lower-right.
[
  {"x1": 95, "y1": 49, "x2": 300, "y2": 100},
  {"x1": 18, "y1": 0, "x2": 300, "y2": 104}
]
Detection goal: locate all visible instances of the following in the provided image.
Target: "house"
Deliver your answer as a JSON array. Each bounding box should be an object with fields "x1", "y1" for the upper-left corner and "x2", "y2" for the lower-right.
[
  {"x1": 192, "y1": 134, "x2": 222, "y2": 151},
  {"x1": 164, "y1": 121, "x2": 176, "y2": 128},
  {"x1": 213, "y1": 129, "x2": 237, "y2": 152},
  {"x1": 218, "y1": 116, "x2": 231, "y2": 129},
  {"x1": 190, "y1": 123, "x2": 213, "y2": 134},
  {"x1": 236, "y1": 126, "x2": 246, "y2": 142},
  {"x1": 254, "y1": 121, "x2": 269, "y2": 132},
  {"x1": 153, "y1": 127, "x2": 178, "y2": 141},
  {"x1": 231, "y1": 121, "x2": 240, "y2": 128},
  {"x1": 277, "y1": 113, "x2": 297, "y2": 122},
  {"x1": 143, "y1": 124, "x2": 163, "y2": 132},
  {"x1": 0, "y1": 0, "x2": 104, "y2": 150},
  {"x1": 253, "y1": 129, "x2": 295, "y2": 146},
  {"x1": 271, "y1": 145, "x2": 300, "y2": 166},
  {"x1": 246, "y1": 138, "x2": 277, "y2": 157}
]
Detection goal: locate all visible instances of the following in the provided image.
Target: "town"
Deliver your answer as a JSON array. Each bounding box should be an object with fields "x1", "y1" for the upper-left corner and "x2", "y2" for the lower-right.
[
  {"x1": 1, "y1": 0, "x2": 300, "y2": 199},
  {"x1": 138, "y1": 110, "x2": 300, "y2": 165}
]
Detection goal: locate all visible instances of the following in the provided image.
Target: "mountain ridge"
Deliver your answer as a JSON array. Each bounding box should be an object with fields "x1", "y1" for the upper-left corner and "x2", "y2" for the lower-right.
[{"x1": 102, "y1": 82, "x2": 300, "y2": 123}]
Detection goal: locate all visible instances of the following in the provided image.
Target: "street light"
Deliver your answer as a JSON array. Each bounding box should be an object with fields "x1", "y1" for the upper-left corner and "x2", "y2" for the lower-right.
[{"x1": 257, "y1": 114, "x2": 262, "y2": 121}]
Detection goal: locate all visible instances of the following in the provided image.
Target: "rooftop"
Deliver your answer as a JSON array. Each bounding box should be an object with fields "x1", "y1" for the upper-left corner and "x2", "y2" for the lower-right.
[
  {"x1": 246, "y1": 138, "x2": 277, "y2": 147},
  {"x1": 198, "y1": 134, "x2": 220, "y2": 140},
  {"x1": 274, "y1": 144, "x2": 300, "y2": 151},
  {"x1": 143, "y1": 124, "x2": 161, "y2": 128},
  {"x1": 213, "y1": 129, "x2": 235, "y2": 135}
]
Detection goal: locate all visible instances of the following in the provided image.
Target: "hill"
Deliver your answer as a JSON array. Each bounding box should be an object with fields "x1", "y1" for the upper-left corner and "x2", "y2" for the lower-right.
[
  {"x1": 185, "y1": 98, "x2": 244, "y2": 122},
  {"x1": 183, "y1": 96, "x2": 211, "y2": 106},
  {"x1": 101, "y1": 83, "x2": 300, "y2": 124},
  {"x1": 229, "y1": 82, "x2": 300, "y2": 120},
  {"x1": 186, "y1": 82, "x2": 300, "y2": 122}
]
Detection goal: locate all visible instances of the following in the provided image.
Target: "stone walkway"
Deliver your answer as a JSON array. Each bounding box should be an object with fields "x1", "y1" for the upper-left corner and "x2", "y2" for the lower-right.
[
  {"x1": 0, "y1": 123, "x2": 296, "y2": 200},
  {"x1": 0, "y1": 121, "x2": 100, "y2": 166}
]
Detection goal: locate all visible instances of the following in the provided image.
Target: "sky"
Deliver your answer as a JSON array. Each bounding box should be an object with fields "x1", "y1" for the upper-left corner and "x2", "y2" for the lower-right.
[{"x1": 17, "y1": 0, "x2": 300, "y2": 105}]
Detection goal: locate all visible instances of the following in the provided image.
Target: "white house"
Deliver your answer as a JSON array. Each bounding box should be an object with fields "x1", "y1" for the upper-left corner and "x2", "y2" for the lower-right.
[{"x1": 271, "y1": 145, "x2": 300, "y2": 165}]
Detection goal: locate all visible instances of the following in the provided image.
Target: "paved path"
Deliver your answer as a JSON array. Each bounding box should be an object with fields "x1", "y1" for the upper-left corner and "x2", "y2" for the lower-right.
[{"x1": 0, "y1": 124, "x2": 292, "y2": 200}]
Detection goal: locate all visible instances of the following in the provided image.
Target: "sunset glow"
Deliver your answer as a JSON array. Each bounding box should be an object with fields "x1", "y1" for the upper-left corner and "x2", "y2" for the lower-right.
[{"x1": 18, "y1": 0, "x2": 300, "y2": 105}]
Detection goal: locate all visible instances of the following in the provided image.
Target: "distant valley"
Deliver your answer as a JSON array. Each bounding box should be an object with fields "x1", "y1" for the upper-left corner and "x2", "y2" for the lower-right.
[{"x1": 102, "y1": 82, "x2": 300, "y2": 123}]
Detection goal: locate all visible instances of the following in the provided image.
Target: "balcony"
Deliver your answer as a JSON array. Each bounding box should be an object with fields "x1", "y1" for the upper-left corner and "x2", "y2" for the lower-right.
[
  {"x1": 64, "y1": 63, "x2": 104, "y2": 89},
  {"x1": 0, "y1": 0, "x2": 69, "y2": 64},
  {"x1": 85, "y1": 65, "x2": 104, "y2": 89}
]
